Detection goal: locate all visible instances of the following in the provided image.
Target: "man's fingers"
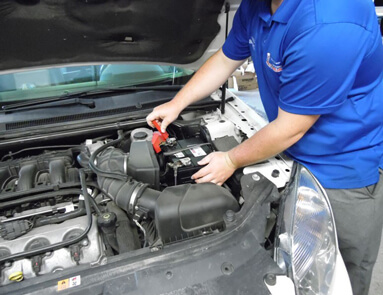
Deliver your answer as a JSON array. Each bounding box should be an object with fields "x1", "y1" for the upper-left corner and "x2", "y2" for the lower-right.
[
  {"x1": 146, "y1": 112, "x2": 158, "y2": 128},
  {"x1": 197, "y1": 153, "x2": 214, "y2": 165},
  {"x1": 192, "y1": 165, "x2": 210, "y2": 180},
  {"x1": 194, "y1": 175, "x2": 223, "y2": 186},
  {"x1": 160, "y1": 118, "x2": 170, "y2": 133},
  {"x1": 194, "y1": 174, "x2": 214, "y2": 184},
  {"x1": 146, "y1": 111, "x2": 172, "y2": 132}
]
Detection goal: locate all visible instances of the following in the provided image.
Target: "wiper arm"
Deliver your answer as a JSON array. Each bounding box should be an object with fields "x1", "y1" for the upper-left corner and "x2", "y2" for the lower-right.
[
  {"x1": 1, "y1": 85, "x2": 182, "y2": 113},
  {"x1": 2, "y1": 96, "x2": 67, "y2": 111},
  {"x1": 1, "y1": 98, "x2": 95, "y2": 114},
  {"x1": 64, "y1": 84, "x2": 183, "y2": 99}
]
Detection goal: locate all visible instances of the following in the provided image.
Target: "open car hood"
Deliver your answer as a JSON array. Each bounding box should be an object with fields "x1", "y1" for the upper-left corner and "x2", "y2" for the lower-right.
[{"x1": 0, "y1": 0, "x2": 240, "y2": 73}]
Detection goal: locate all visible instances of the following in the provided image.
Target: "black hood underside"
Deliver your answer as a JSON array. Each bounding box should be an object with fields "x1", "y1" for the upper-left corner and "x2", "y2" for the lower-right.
[{"x1": 0, "y1": 0, "x2": 225, "y2": 72}]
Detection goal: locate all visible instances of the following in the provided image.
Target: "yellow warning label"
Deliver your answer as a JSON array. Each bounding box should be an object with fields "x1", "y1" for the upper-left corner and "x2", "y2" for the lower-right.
[{"x1": 57, "y1": 279, "x2": 69, "y2": 291}]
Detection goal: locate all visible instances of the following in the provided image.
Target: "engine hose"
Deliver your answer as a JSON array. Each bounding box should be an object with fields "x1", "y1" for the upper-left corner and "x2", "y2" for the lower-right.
[
  {"x1": 0, "y1": 170, "x2": 92, "y2": 265},
  {"x1": 89, "y1": 130, "x2": 129, "y2": 181},
  {"x1": 97, "y1": 174, "x2": 160, "y2": 216},
  {"x1": 88, "y1": 191, "x2": 103, "y2": 216},
  {"x1": 34, "y1": 208, "x2": 87, "y2": 227},
  {"x1": 0, "y1": 182, "x2": 83, "y2": 203},
  {"x1": 0, "y1": 189, "x2": 82, "y2": 210}
]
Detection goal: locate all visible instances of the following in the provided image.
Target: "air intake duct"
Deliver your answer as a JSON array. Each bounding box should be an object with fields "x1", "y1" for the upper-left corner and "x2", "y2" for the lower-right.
[{"x1": 95, "y1": 147, "x2": 160, "y2": 216}]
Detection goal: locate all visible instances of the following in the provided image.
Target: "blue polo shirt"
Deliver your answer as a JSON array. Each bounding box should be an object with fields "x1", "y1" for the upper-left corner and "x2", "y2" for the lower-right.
[{"x1": 223, "y1": 0, "x2": 383, "y2": 189}]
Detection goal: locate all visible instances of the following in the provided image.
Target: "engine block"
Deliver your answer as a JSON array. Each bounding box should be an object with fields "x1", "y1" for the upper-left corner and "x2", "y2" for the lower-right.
[{"x1": 0, "y1": 216, "x2": 103, "y2": 285}]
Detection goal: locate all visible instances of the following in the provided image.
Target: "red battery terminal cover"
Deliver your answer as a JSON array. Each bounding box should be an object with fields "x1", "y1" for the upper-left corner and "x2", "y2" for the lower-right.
[{"x1": 151, "y1": 120, "x2": 169, "y2": 153}]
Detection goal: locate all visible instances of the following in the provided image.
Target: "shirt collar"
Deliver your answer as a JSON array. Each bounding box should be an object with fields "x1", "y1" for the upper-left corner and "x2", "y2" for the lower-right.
[
  {"x1": 259, "y1": 0, "x2": 301, "y2": 25},
  {"x1": 259, "y1": 0, "x2": 272, "y2": 24}
]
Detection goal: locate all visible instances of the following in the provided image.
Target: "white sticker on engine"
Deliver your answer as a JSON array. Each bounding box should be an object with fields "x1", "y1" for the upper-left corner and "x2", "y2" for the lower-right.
[
  {"x1": 64, "y1": 204, "x2": 75, "y2": 213},
  {"x1": 189, "y1": 147, "x2": 207, "y2": 157},
  {"x1": 69, "y1": 275, "x2": 81, "y2": 287},
  {"x1": 174, "y1": 152, "x2": 185, "y2": 158}
]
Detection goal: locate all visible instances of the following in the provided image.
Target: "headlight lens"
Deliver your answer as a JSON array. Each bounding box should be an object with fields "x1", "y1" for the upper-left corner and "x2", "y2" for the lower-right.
[{"x1": 275, "y1": 165, "x2": 337, "y2": 295}]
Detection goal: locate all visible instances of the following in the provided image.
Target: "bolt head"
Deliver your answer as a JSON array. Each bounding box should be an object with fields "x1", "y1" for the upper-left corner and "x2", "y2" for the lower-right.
[
  {"x1": 264, "y1": 274, "x2": 277, "y2": 286},
  {"x1": 225, "y1": 210, "x2": 235, "y2": 222}
]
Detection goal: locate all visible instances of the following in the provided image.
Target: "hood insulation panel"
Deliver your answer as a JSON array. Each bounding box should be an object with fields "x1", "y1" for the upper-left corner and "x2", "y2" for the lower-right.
[{"x1": 0, "y1": 0, "x2": 224, "y2": 72}]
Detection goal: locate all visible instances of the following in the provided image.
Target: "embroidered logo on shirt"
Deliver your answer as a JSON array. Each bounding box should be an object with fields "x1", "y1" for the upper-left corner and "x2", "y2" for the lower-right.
[{"x1": 266, "y1": 53, "x2": 283, "y2": 73}]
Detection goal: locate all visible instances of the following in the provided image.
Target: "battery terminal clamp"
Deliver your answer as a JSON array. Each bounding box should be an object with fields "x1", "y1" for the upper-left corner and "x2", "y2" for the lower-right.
[
  {"x1": 151, "y1": 120, "x2": 176, "y2": 153},
  {"x1": 167, "y1": 158, "x2": 191, "y2": 185}
]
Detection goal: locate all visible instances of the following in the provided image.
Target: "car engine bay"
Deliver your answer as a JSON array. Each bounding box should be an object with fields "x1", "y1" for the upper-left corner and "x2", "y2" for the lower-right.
[{"x1": 0, "y1": 106, "x2": 291, "y2": 286}]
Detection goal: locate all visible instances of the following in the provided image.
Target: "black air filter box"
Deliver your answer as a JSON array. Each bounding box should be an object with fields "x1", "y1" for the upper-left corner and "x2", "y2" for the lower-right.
[{"x1": 155, "y1": 183, "x2": 239, "y2": 244}]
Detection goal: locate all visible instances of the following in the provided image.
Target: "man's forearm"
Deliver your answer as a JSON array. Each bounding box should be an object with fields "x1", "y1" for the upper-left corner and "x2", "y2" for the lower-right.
[
  {"x1": 228, "y1": 108, "x2": 320, "y2": 168},
  {"x1": 172, "y1": 49, "x2": 245, "y2": 109},
  {"x1": 146, "y1": 49, "x2": 246, "y2": 132}
]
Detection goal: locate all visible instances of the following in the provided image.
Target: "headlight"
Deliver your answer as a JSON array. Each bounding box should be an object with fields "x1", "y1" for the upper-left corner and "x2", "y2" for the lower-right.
[{"x1": 275, "y1": 164, "x2": 337, "y2": 295}]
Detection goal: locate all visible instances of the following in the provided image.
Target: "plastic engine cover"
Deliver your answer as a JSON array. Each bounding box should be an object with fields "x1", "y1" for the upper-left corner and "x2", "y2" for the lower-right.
[{"x1": 154, "y1": 183, "x2": 239, "y2": 244}]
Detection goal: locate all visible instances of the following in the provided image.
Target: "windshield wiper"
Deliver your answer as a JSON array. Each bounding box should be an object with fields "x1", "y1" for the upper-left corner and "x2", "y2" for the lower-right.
[
  {"x1": 1, "y1": 85, "x2": 183, "y2": 113},
  {"x1": 59, "y1": 84, "x2": 183, "y2": 100},
  {"x1": 1, "y1": 98, "x2": 96, "y2": 114}
]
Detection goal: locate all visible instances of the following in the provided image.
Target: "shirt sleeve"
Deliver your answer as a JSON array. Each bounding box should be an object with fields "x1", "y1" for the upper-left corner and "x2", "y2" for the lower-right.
[
  {"x1": 279, "y1": 23, "x2": 372, "y2": 115},
  {"x1": 222, "y1": 0, "x2": 251, "y2": 60}
]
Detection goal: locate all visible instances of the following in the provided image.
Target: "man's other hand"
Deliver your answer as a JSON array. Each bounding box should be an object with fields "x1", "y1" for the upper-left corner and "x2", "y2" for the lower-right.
[{"x1": 191, "y1": 152, "x2": 237, "y2": 186}]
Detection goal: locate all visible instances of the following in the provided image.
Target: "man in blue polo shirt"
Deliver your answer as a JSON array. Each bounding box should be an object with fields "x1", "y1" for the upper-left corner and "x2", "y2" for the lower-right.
[{"x1": 147, "y1": 0, "x2": 383, "y2": 293}]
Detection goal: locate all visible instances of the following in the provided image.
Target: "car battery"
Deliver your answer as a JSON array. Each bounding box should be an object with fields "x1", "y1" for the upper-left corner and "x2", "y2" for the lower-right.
[{"x1": 161, "y1": 137, "x2": 214, "y2": 186}]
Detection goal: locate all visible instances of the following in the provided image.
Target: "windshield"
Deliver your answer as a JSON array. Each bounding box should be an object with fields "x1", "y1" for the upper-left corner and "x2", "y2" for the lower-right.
[{"x1": 0, "y1": 64, "x2": 193, "y2": 103}]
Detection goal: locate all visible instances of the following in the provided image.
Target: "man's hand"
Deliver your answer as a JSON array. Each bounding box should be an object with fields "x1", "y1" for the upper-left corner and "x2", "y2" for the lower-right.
[
  {"x1": 146, "y1": 101, "x2": 183, "y2": 133},
  {"x1": 191, "y1": 152, "x2": 237, "y2": 186}
]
